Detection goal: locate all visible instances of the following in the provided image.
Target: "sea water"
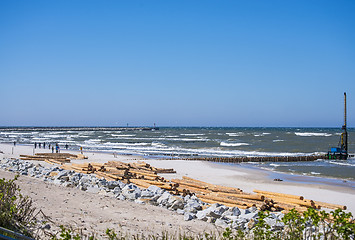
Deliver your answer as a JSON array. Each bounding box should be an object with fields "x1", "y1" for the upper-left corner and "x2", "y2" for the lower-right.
[{"x1": 1, "y1": 127, "x2": 354, "y2": 180}]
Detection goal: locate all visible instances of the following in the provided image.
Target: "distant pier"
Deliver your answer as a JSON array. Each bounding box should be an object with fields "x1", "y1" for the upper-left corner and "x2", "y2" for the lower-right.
[{"x1": 0, "y1": 127, "x2": 159, "y2": 131}]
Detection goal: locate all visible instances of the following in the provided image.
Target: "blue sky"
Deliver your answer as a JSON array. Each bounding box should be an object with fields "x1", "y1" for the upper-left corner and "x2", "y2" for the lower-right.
[{"x1": 0, "y1": 0, "x2": 354, "y2": 127}]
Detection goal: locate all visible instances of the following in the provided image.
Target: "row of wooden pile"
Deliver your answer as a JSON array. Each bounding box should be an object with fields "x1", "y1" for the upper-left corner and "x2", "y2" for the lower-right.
[
  {"x1": 20, "y1": 153, "x2": 86, "y2": 165},
  {"x1": 52, "y1": 160, "x2": 347, "y2": 213}
]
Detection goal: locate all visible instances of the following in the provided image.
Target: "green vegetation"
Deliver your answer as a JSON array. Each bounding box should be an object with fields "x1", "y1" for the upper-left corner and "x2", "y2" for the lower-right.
[
  {"x1": 1, "y1": 176, "x2": 354, "y2": 240},
  {"x1": 52, "y1": 208, "x2": 354, "y2": 240},
  {"x1": 0, "y1": 175, "x2": 36, "y2": 238}
]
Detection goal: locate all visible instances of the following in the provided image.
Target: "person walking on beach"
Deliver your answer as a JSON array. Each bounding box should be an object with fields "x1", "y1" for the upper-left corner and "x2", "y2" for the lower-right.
[
  {"x1": 13, "y1": 141, "x2": 16, "y2": 146},
  {"x1": 80, "y1": 146, "x2": 83, "y2": 154},
  {"x1": 51, "y1": 146, "x2": 54, "y2": 153},
  {"x1": 34, "y1": 142, "x2": 37, "y2": 149},
  {"x1": 56, "y1": 144, "x2": 60, "y2": 153},
  {"x1": 65, "y1": 144, "x2": 68, "y2": 150},
  {"x1": 43, "y1": 142, "x2": 46, "y2": 148},
  {"x1": 39, "y1": 143, "x2": 41, "y2": 148}
]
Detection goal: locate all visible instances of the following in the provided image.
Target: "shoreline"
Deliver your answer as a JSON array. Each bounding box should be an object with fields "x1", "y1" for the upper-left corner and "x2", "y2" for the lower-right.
[{"x1": 1, "y1": 143, "x2": 355, "y2": 214}]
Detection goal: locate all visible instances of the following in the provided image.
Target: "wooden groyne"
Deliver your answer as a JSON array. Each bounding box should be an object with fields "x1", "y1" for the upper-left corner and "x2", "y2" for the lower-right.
[{"x1": 177, "y1": 155, "x2": 325, "y2": 163}]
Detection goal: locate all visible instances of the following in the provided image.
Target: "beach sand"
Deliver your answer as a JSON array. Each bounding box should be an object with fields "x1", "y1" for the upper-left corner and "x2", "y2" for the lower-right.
[{"x1": 1, "y1": 143, "x2": 354, "y2": 236}]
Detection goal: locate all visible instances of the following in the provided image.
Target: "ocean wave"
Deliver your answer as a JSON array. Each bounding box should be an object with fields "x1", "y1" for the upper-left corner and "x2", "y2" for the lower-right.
[
  {"x1": 111, "y1": 134, "x2": 136, "y2": 137},
  {"x1": 180, "y1": 133, "x2": 205, "y2": 136},
  {"x1": 273, "y1": 140, "x2": 284, "y2": 142},
  {"x1": 220, "y1": 142, "x2": 250, "y2": 147},
  {"x1": 310, "y1": 172, "x2": 321, "y2": 175},
  {"x1": 329, "y1": 161, "x2": 355, "y2": 167},
  {"x1": 226, "y1": 132, "x2": 244, "y2": 137},
  {"x1": 295, "y1": 132, "x2": 332, "y2": 137}
]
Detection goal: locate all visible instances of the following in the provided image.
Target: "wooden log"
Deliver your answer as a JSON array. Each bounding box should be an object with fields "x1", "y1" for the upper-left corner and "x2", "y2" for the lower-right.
[
  {"x1": 36, "y1": 153, "x2": 77, "y2": 157},
  {"x1": 171, "y1": 179, "x2": 208, "y2": 190},
  {"x1": 266, "y1": 196, "x2": 315, "y2": 208},
  {"x1": 44, "y1": 159, "x2": 65, "y2": 165},
  {"x1": 129, "y1": 170, "x2": 158, "y2": 178},
  {"x1": 196, "y1": 194, "x2": 255, "y2": 208},
  {"x1": 105, "y1": 161, "x2": 130, "y2": 169},
  {"x1": 95, "y1": 173, "x2": 116, "y2": 182},
  {"x1": 129, "y1": 179, "x2": 151, "y2": 188},
  {"x1": 253, "y1": 189, "x2": 304, "y2": 200},
  {"x1": 312, "y1": 200, "x2": 346, "y2": 210},
  {"x1": 176, "y1": 183, "x2": 212, "y2": 194},
  {"x1": 95, "y1": 171, "x2": 122, "y2": 181},
  {"x1": 153, "y1": 168, "x2": 176, "y2": 174},
  {"x1": 181, "y1": 176, "x2": 243, "y2": 194},
  {"x1": 213, "y1": 192, "x2": 265, "y2": 202}
]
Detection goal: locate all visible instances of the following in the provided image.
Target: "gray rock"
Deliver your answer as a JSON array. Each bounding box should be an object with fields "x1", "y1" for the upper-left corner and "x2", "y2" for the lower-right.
[
  {"x1": 117, "y1": 194, "x2": 126, "y2": 201},
  {"x1": 184, "y1": 212, "x2": 194, "y2": 221},
  {"x1": 112, "y1": 187, "x2": 121, "y2": 195},
  {"x1": 62, "y1": 182, "x2": 73, "y2": 188},
  {"x1": 140, "y1": 189, "x2": 154, "y2": 198},
  {"x1": 265, "y1": 217, "x2": 285, "y2": 230},
  {"x1": 176, "y1": 209, "x2": 185, "y2": 215},
  {"x1": 86, "y1": 185, "x2": 100, "y2": 193},
  {"x1": 122, "y1": 184, "x2": 141, "y2": 200},
  {"x1": 245, "y1": 206, "x2": 258, "y2": 214},
  {"x1": 170, "y1": 198, "x2": 184, "y2": 210},
  {"x1": 53, "y1": 179, "x2": 62, "y2": 185},
  {"x1": 107, "y1": 181, "x2": 120, "y2": 190},
  {"x1": 232, "y1": 218, "x2": 247, "y2": 230},
  {"x1": 134, "y1": 199, "x2": 145, "y2": 204},
  {"x1": 196, "y1": 209, "x2": 211, "y2": 221},
  {"x1": 56, "y1": 171, "x2": 68, "y2": 180},
  {"x1": 239, "y1": 212, "x2": 259, "y2": 221},
  {"x1": 157, "y1": 191, "x2": 171, "y2": 206},
  {"x1": 215, "y1": 218, "x2": 229, "y2": 228},
  {"x1": 184, "y1": 199, "x2": 202, "y2": 213},
  {"x1": 206, "y1": 204, "x2": 228, "y2": 218},
  {"x1": 147, "y1": 185, "x2": 164, "y2": 195}
]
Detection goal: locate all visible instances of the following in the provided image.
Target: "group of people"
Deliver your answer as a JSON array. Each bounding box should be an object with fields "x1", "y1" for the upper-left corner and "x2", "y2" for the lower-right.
[{"x1": 34, "y1": 142, "x2": 69, "y2": 153}]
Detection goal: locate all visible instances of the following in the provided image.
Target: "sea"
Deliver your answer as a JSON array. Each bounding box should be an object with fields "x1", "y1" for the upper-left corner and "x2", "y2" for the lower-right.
[{"x1": 1, "y1": 127, "x2": 354, "y2": 182}]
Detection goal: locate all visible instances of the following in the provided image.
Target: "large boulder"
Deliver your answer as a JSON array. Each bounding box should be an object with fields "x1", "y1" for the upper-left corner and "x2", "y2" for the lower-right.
[{"x1": 122, "y1": 184, "x2": 141, "y2": 200}]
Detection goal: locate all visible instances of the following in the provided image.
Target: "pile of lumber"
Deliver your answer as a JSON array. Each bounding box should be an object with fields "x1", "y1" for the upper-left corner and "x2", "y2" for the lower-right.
[
  {"x1": 61, "y1": 161, "x2": 177, "y2": 187},
  {"x1": 169, "y1": 177, "x2": 347, "y2": 212},
  {"x1": 55, "y1": 160, "x2": 347, "y2": 213},
  {"x1": 253, "y1": 190, "x2": 347, "y2": 211},
  {"x1": 20, "y1": 153, "x2": 85, "y2": 165}
]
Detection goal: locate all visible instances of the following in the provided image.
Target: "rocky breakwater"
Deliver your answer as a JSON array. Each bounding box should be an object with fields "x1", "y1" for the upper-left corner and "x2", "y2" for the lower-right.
[{"x1": 0, "y1": 158, "x2": 285, "y2": 233}]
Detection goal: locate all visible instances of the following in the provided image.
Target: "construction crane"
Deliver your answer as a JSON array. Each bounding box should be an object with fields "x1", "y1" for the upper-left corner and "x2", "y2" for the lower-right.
[{"x1": 327, "y1": 92, "x2": 348, "y2": 160}]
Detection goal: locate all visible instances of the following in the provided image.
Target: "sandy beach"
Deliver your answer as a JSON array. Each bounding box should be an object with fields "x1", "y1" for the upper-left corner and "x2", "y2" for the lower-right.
[{"x1": 1, "y1": 143, "x2": 354, "y2": 237}]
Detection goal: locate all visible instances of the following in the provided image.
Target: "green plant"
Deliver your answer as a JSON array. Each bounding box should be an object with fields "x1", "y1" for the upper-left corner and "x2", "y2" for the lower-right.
[{"x1": 0, "y1": 175, "x2": 36, "y2": 237}]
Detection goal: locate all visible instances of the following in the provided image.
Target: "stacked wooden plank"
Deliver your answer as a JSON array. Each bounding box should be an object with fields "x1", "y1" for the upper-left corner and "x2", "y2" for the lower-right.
[
  {"x1": 253, "y1": 190, "x2": 346, "y2": 211},
  {"x1": 20, "y1": 153, "x2": 82, "y2": 165},
  {"x1": 60, "y1": 160, "x2": 177, "y2": 185},
  {"x1": 56, "y1": 160, "x2": 347, "y2": 213}
]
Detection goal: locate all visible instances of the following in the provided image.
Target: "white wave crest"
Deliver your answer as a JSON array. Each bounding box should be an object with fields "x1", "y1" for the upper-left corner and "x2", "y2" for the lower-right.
[
  {"x1": 329, "y1": 161, "x2": 355, "y2": 167},
  {"x1": 273, "y1": 139, "x2": 284, "y2": 142},
  {"x1": 295, "y1": 132, "x2": 332, "y2": 137},
  {"x1": 220, "y1": 142, "x2": 250, "y2": 147},
  {"x1": 226, "y1": 132, "x2": 243, "y2": 137},
  {"x1": 180, "y1": 133, "x2": 205, "y2": 136}
]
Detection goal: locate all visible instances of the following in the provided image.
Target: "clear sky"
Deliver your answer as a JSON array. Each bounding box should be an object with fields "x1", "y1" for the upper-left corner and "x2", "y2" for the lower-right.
[{"x1": 1, "y1": 0, "x2": 354, "y2": 127}]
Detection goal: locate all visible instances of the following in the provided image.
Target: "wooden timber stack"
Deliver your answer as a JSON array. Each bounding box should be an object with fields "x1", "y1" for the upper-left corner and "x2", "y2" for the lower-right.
[
  {"x1": 53, "y1": 160, "x2": 348, "y2": 213},
  {"x1": 20, "y1": 153, "x2": 85, "y2": 165}
]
